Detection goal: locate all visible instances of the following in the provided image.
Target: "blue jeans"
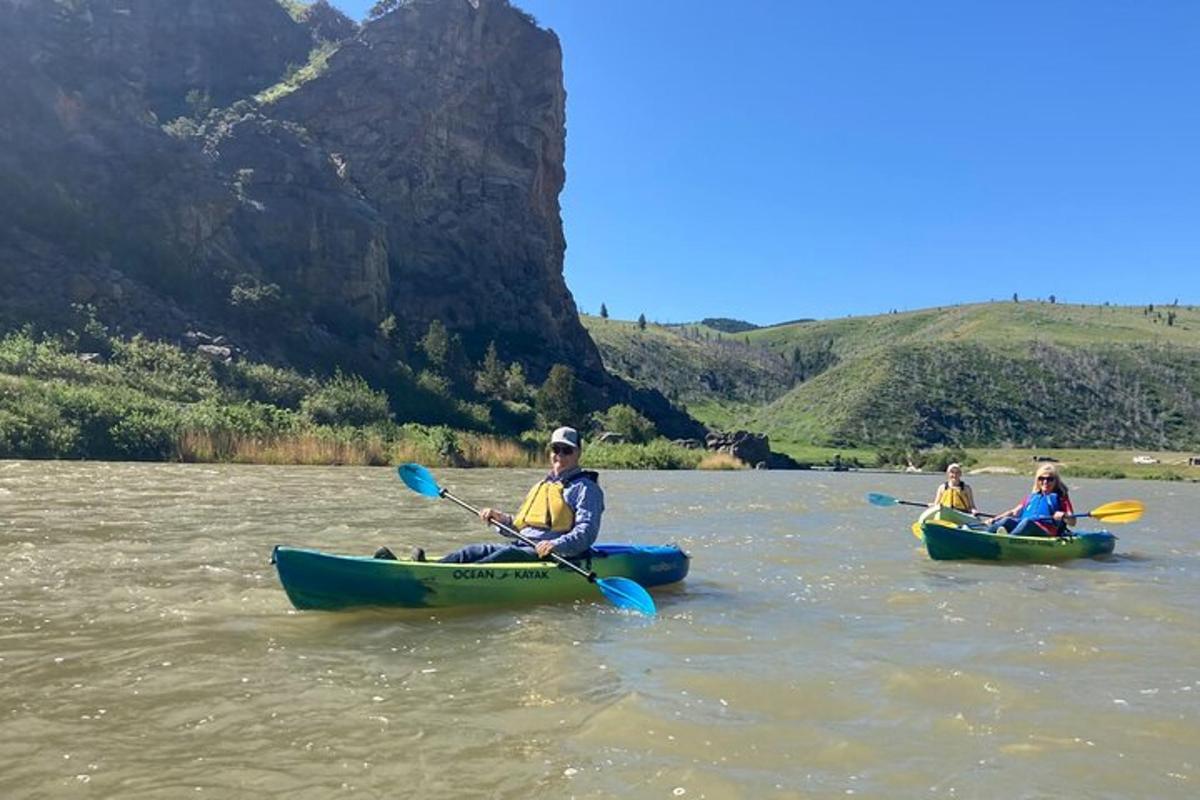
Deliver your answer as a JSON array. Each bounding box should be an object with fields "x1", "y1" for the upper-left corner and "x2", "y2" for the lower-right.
[
  {"x1": 988, "y1": 518, "x2": 1053, "y2": 537},
  {"x1": 438, "y1": 543, "x2": 542, "y2": 564}
]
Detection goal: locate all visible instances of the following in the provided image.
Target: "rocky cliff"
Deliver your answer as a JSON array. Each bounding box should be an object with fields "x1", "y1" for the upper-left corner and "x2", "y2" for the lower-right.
[{"x1": 0, "y1": 0, "x2": 703, "y2": 436}]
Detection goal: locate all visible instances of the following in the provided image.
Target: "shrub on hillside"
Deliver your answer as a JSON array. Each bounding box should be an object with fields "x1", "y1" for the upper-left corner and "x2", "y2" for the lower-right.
[
  {"x1": 219, "y1": 361, "x2": 318, "y2": 409},
  {"x1": 110, "y1": 335, "x2": 218, "y2": 402},
  {"x1": 582, "y1": 440, "x2": 702, "y2": 470},
  {"x1": 301, "y1": 372, "x2": 392, "y2": 427},
  {"x1": 0, "y1": 329, "x2": 97, "y2": 383},
  {"x1": 595, "y1": 403, "x2": 657, "y2": 444}
]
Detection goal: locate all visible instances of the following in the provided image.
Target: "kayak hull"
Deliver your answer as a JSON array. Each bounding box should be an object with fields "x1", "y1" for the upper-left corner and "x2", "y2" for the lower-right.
[
  {"x1": 917, "y1": 507, "x2": 1116, "y2": 563},
  {"x1": 273, "y1": 543, "x2": 690, "y2": 610}
]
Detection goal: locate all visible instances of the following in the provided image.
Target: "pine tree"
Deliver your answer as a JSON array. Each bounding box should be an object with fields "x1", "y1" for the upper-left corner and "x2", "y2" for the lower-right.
[
  {"x1": 420, "y1": 319, "x2": 450, "y2": 371},
  {"x1": 475, "y1": 341, "x2": 506, "y2": 397},
  {"x1": 599, "y1": 303, "x2": 608, "y2": 320},
  {"x1": 637, "y1": 313, "x2": 647, "y2": 330},
  {"x1": 504, "y1": 362, "x2": 528, "y2": 402},
  {"x1": 535, "y1": 364, "x2": 583, "y2": 427}
]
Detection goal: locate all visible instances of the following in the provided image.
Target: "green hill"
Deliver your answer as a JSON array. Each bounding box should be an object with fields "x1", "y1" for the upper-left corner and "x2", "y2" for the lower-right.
[
  {"x1": 584, "y1": 302, "x2": 1200, "y2": 452},
  {"x1": 580, "y1": 315, "x2": 795, "y2": 430}
]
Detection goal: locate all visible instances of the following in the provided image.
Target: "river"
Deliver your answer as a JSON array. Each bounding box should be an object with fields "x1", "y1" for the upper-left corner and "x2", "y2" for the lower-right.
[{"x1": 1, "y1": 461, "x2": 1196, "y2": 798}]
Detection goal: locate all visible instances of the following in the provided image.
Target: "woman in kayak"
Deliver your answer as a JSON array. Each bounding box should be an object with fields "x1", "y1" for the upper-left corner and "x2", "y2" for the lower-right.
[
  {"x1": 931, "y1": 462, "x2": 978, "y2": 514},
  {"x1": 378, "y1": 426, "x2": 604, "y2": 564},
  {"x1": 985, "y1": 463, "x2": 1076, "y2": 536}
]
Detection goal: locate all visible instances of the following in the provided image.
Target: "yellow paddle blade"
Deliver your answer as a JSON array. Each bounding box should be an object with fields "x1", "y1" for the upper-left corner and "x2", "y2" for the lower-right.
[
  {"x1": 1087, "y1": 499, "x2": 1144, "y2": 523},
  {"x1": 910, "y1": 521, "x2": 924, "y2": 541}
]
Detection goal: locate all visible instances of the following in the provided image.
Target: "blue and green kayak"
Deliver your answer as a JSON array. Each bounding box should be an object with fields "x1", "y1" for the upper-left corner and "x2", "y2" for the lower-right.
[
  {"x1": 273, "y1": 543, "x2": 690, "y2": 610},
  {"x1": 917, "y1": 507, "x2": 1117, "y2": 563}
]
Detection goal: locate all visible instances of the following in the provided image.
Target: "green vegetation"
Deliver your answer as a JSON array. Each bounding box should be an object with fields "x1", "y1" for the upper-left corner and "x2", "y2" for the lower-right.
[
  {"x1": 581, "y1": 314, "x2": 794, "y2": 428},
  {"x1": 587, "y1": 303, "x2": 1200, "y2": 461},
  {"x1": 276, "y1": 1, "x2": 312, "y2": 22},
  {"x1": 0, "y1": 322, "x2": 700, "y2": 468},
  {"x1": 255, "y1": 41, "x2": 339, "y2": 105},
  {"x1": 700, "y1": 317, "x2": 759, "y2": 334},
  {"x1": 8, "y1": 300, "x2": 1200, "y2": 478},
  {"x1": 581, "y1": 440, "x2": 703, "y2": 470},
  {"x1": 595, "y1": 404, "x2": 657, "y2": 444}
]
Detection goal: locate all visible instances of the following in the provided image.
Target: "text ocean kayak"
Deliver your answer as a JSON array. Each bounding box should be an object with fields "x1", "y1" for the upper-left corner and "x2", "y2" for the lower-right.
[
  {"x1": 272, "y1": 543, "x2": 690, "y2": 610},
  {"x1": 917, "y1": 507, "x2": 1116, "y2": 563}
]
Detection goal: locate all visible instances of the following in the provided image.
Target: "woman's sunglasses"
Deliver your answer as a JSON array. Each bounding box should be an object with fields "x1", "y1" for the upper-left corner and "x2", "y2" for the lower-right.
[
  {"x1": 1037, "y1": 476, "x2": 1056, "y2": 483},
  {"x1": 550, "y1": 444, "x2": 576, "y2": 455}
]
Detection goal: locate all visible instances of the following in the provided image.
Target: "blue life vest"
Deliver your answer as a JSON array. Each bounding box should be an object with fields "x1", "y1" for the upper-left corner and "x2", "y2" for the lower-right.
[{"x1": 1020, "y1": 491, "x2": 1064, "y2": 520}]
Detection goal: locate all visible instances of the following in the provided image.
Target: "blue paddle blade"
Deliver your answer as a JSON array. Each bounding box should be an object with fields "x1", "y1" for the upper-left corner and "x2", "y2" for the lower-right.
[
  {"x1": 397, "y1": 463, "x2": 443, "y2": 498},
  {"x1": 866, "y1": 492, "x2": 897, "y2": 507},
  {"x1": 596, "y1": 577, "x2": 656, "y2": 615}
]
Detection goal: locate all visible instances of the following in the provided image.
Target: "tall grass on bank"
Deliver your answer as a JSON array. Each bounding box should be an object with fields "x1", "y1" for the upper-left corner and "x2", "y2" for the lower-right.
[
  {"x1": 697, "y1": 451, "x2": 748, "y2": 470},
  {"x1": 176, "y1": 428, "x2": 541, "y2": 467}
]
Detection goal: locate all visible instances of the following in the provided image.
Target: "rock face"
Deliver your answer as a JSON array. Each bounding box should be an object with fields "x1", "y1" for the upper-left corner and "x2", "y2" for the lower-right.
[
  {"x1": 0, "y1": 0, "x2": 702, "y2": 435},
  {"x1": 271, "y1": 0, "x2": 602, "y2": 378}
]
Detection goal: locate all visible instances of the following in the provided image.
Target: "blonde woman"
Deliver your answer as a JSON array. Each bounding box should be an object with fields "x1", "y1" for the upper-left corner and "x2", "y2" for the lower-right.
[
  {"x1": 932, "y1": 463, "x2": 978, "y2": 514},
  {"x1": 986, "y1": 463, "x2": 1076, "y2": 537}
]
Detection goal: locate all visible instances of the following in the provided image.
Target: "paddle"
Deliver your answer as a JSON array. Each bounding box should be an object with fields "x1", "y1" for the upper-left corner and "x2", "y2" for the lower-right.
[
  {"x1": 868, "y1": 492, "x2": 990, "y2": 542},
  {"x1": 396, "y1": 463, "x2": 657, "y2": 615},
  {"x1": 866, "y1": 492, "x2": 988, "y2": 515},
  {"x1": 1036, "y1": 499, "x2": 1144, "y2": 524}
]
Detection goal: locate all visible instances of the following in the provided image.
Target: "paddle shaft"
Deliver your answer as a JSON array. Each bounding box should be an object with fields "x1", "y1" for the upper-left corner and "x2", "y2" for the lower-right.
[
  {"x1": 904, "y1": 498, "x2": 994, "y2": 518},
  {"x1": 877, "y1": 495, "x2": 991, "y2": 515},
  {"x1": 890, "y1": 498, "x2": 929, "y2": 509},
  {"x1": 436, "y1": 489, "x2": 598, "y2": 583}
]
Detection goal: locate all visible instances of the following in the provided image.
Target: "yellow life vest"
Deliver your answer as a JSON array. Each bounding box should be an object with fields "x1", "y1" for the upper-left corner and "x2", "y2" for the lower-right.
[
  {"x1": 513, "y1": 479, "x2": 576, "y2": 533},
  {"x1": 938, "y1": 482, "x2": 973, "y2": 512}
]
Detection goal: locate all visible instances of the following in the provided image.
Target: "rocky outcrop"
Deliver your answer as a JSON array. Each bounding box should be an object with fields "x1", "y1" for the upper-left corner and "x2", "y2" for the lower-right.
[
  {"x1": 0, "y1": 0, "x2": 703, "y2": 435},
  {"x1": 705, "y1": 430, "x2": 807, "y2": 469},
  {"x1": 271, "y1": 0, "x2": 603, "y2": 378}
]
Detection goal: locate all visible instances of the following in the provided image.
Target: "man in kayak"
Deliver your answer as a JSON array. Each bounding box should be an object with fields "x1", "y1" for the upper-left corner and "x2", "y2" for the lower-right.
[
  {"x1": 985, "y1": 463, "x2": 1076, "y2": 536},
  {"x1": 381, "y1": 426, "x2": 605, "y2": 563}
]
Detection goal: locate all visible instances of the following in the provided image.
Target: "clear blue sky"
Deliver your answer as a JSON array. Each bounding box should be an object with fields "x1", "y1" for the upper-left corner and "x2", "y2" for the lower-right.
[{"x1": 332, "y1": 1, "x2": 1199, "y2": 325}]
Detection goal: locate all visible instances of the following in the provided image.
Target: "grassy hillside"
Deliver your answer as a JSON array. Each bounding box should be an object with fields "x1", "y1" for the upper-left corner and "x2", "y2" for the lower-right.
[
  {"x1": 580, "y1": 315, "x2": 794, "y2": 427},
  {"x1": 584, "y1": 301, "x2": 1200, "y2": 453}
]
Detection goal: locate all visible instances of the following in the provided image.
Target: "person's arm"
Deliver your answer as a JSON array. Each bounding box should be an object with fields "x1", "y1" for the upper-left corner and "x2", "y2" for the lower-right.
[
  {"x1": 1053, "y1": 496, "x2": 1076, "y2": 526},
  {"x1": 965, "y1": 485, "x2": 979, "y2": 515},
  {"x1": 987, "y1": 499, "x2": 1024, "y2": 524},
  {"x1": 931, "y1": 484, "x2": 944, "y2": 506},
  {"x1": 479, "y1": 507, "x2": 513, "y2": 527},
  {"x1": 536, "y1": 481, "x2": 604, "y2": 558}
]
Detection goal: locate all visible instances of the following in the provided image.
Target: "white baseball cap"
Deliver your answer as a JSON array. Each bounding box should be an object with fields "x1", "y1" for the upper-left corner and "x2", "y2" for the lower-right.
[{"x1": 549, "y1": 426, "x2": 581, "y2": 450}]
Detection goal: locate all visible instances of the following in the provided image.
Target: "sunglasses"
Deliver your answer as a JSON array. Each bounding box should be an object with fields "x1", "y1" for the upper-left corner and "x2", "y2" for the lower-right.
[
  {"x1": 550, "y1": 444, "x2": 576, "y2": 455},
  {"x1": 1037, "y1": 476, "x2": 1056, "y2": 482}
]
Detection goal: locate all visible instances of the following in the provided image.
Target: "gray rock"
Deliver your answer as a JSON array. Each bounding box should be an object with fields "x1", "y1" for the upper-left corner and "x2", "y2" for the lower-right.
[{"x1": 197, "y1": 344, "x2": 233, "y2": 363}]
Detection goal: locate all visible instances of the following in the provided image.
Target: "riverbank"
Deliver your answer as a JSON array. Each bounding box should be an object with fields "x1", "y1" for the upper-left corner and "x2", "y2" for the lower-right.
[{"x1": 774, "y1": 442, "x2": 1200, "y2": 482}]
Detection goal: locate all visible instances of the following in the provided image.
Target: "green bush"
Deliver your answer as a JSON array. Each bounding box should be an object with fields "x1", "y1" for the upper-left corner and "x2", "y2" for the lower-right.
[
  {"x1": 582, "y1": 440, "x2": 702, "y2": 470},
  {"x1": 181, "y1": 400, "x2": 299, "y2": 438},
  {"x1": 0, "y1": 329, "x2": 96, "y2": 383},
  {"x1": 0, "y1": 383, "x2": 81, "y2": 458},
  {"x1": 220, "y1": 361, "x2": 318, "y2": 409},
  {"x1": 301, "y1": 372, "x2": 392, "y2": 427},
  {"x1": 595, "y1": 403, "x2": 657, "y2": 444},
  {"x1": 110, "y1": 335, "x2": 218, "y2": 402},
  {"x1": 109, "y1": 409, "x2": 179, "y2": 460}
]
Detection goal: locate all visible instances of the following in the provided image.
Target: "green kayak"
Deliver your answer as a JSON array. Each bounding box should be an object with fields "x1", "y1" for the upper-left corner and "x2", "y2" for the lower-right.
[
  {"x1": 272, "y1": 543, "x2": 690, "y2": 611},
  {"x1": 917, "y1": 507, "x2": 1116, "y2": 563}
]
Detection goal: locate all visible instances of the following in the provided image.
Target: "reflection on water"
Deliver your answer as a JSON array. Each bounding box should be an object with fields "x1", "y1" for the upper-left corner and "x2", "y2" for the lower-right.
[{"x1": 1, "y1": 461, "x2": 1197, "y2": 798}]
